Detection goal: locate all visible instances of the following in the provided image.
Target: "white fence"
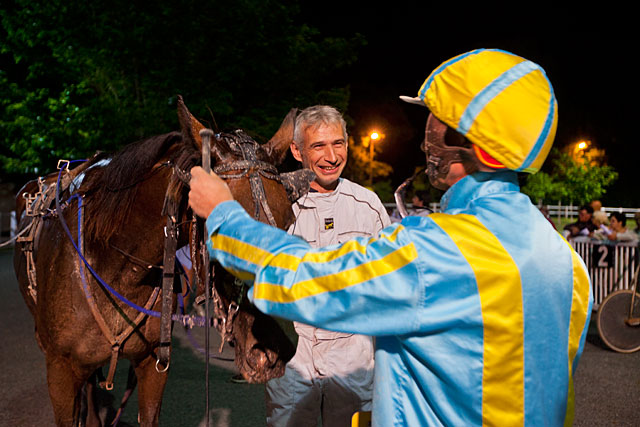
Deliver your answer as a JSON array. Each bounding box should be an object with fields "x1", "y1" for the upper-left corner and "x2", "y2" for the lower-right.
[
  {"x1": 383, "y1": 203, "x2": 640, "y2": 222},
  {"x1": 546, "y1": 204, "x2": 640, "y2": 221},
  {"x1": 570, "y1": 237, "x2": 638, "y2": 309}
]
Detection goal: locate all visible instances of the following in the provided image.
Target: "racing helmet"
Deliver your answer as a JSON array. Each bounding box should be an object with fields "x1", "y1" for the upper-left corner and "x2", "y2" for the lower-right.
[{"x1": 401, "y1": 48, "x2": 558, "y2": 174}]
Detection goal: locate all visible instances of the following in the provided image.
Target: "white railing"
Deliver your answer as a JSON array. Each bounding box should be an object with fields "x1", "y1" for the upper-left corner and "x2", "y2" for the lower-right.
[
  {"x1": 384, "y1": 203, "x2": 640, "y2": 221},
  {"x1": 546, "y1": 204, "x2": 640, "y2": 221},
  {"x1": 570, "y1": 237, "x2": 638, "y2": 309}
]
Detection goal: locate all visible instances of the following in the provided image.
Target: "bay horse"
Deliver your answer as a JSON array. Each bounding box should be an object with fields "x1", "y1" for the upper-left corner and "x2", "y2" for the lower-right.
[{"x1": 13, "y1": 97, "x2": 312, "y2": 426}]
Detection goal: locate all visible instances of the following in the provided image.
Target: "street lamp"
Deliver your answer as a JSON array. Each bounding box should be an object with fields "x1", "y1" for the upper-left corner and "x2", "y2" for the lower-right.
[{"x1": 571, "y1": 140, "x2": 590, "y2": 163}]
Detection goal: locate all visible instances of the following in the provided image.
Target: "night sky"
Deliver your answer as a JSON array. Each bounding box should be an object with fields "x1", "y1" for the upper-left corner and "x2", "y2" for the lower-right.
[{"x1": 301, "y1": 7, "x2": 635, "y2": 205}]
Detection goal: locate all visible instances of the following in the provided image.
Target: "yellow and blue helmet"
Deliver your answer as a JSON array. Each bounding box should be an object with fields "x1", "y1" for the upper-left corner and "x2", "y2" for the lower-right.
[{"x1": 400, "y1": 49, "x2": 558, "y2": 173}]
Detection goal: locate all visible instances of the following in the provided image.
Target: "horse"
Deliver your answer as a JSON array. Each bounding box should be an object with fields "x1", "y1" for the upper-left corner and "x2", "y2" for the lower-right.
[{"x1": 13, "y1": 97, "x2": 313, "y2": 426}]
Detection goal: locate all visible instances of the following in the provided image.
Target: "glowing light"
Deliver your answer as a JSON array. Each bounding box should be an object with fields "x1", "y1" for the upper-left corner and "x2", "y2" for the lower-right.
[
  {"x1": 578, "y1": 141, "x2": 587, "y2": 150},
  {"x1": 370, "y1": 132, "x2": 380, "y2": 140}
]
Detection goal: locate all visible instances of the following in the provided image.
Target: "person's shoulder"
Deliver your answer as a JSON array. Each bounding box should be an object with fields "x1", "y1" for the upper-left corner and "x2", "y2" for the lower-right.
[{"x1": 338, "y1": 178, "x2": 383, "y2": 202}]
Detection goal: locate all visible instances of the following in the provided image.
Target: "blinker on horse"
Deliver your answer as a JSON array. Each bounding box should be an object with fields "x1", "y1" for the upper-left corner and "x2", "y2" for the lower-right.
[{"x1": 13, "y1": 96, "x2": 313, "y2": 426}]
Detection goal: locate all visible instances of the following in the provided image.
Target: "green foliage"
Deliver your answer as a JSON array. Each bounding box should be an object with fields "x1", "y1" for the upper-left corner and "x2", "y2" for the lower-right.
[
  {"x1": 1, "y1": 0, "x2": 363, "y2": 173},
  {"x1": 342, "y1": 140, "x2": 393, "y2": 186},
  {"x1": 521, "y1": 149, "x2": 618, "y2": 205},
  {"x1": 404, "y1": 166, "x2": 443, "y2": 205},
  {"x1": 372, "y1": 180, "x2": 394, "y2": 203}
]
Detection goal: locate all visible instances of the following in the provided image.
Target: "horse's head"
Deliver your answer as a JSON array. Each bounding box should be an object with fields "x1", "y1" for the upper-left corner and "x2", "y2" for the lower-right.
[{"x1": 177, "y1": 96, "x2": 313, "y2": 382}]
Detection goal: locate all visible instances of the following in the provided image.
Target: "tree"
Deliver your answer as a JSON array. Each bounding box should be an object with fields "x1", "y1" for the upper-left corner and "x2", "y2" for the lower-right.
[
  {"x1": 521, "y1": 149, "x2": 618, "y2": 205},
  {"x1": 1, "y1": 0, "x2": 364, "y2": 175},
  {"x1": 342, "y1": 136, "x2": 394, "y2": 200}
]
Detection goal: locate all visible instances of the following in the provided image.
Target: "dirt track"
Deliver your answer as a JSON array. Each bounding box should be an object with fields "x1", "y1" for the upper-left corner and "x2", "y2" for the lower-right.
[{"x1": 1, "y1": 249, "x2": 639, "y2": 426}]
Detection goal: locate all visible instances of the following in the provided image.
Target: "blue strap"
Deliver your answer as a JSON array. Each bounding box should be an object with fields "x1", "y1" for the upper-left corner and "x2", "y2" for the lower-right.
[{"x1": 55, "y1": 161, "x2": 207, "y2": 328}]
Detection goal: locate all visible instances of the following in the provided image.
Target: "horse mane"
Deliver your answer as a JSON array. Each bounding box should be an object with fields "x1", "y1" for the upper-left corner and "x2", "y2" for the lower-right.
[{"x1": 81, "y1": 132, "x2": 199, "y2": 243}]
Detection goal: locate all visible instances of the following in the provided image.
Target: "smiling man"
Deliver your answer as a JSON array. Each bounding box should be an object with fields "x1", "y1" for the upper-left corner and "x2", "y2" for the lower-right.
[
  {"x1": 263, "y1": 105, "x2": 390, "y2": 426},
  {"x1": 290, "y1": 106, "x2": 347, "y2": 192}
]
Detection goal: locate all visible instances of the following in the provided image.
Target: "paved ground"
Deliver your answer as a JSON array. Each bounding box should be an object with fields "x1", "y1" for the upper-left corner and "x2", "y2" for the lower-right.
[{"x1": 1, "y1": 249, "x2": 639, "y2": 426}]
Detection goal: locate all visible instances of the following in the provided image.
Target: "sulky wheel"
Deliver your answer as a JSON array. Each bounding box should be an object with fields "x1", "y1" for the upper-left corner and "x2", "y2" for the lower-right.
[{"x1": 597, "y1": 290, "x2": 640, "y2": 353}]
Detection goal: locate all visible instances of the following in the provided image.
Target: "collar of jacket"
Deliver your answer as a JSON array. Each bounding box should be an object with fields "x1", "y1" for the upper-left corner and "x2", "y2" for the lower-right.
[
  {"x1": 440, "y1": 171, "x2": 520, "y2": 213},
  {"x1": 296, "y1": 178, "x2": 345, "y2": 208}
]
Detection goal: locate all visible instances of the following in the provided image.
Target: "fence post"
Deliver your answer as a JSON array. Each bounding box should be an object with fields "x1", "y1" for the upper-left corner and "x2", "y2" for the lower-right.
[
  {"x1": 557, "y1": 200, "x2": 561, "y2": 225},
  {"x1": 10, "y1": 211, "x2": 17, "y2": 239}
]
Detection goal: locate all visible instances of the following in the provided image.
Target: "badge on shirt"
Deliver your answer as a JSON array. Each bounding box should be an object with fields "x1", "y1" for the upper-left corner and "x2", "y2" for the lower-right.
[{"x1": 324, "y1": 218, "x2": 334, "y2": 230}]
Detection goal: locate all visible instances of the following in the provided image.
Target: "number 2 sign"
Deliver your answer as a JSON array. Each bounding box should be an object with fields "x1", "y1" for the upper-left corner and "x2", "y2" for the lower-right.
[{"x1": 593, "y1": 244, "x2": 614, "y2": 268}]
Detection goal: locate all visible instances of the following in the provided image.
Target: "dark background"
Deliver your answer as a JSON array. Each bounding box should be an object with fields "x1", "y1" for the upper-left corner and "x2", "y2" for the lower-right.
[
  {"x1": 1, "y1": 4, "x2": 635, "y2": 205},
  {"x1": 301, "y1": 7, "x2": 635, "y2": 204}
]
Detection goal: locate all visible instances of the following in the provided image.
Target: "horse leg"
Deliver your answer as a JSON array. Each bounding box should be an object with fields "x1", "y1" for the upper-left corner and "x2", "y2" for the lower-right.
[
  {"x1": 45, "y1": 356, "x2": 90, "y2": 426},
  {"x1": 134, "y1": 355, "x2": 169, "y2": 427}
]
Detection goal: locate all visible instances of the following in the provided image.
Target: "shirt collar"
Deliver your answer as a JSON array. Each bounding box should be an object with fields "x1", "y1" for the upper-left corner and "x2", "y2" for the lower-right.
[
  {"x1": 440, "y1": 171, "x2": 520, "y2": 212},
  {"x1": 297, "y1": 178, "x2": 344, "y2": 207}
]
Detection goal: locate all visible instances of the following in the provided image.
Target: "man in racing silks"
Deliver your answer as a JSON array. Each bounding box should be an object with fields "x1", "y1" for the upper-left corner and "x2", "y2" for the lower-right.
[{"x1": 189, "y1": 49, "x2": 593, "y2": 426}]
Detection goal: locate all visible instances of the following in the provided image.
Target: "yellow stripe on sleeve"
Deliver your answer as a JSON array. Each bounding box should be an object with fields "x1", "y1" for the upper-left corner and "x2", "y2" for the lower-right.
[
  {"x1": 212, "y1": 225, "x2": 406, "y2": 272},
  {"x1": 211, "y1": 233, "x2": 301, "y2": 270},
  {"x1": 430, "y1": 213, "x2": 525, "y2": 426},
  {"x1": 563, "y1": 247, "x2": 591, "y2": 427},
  {"x1": 253, "y1": 243, "x2": 418, "y2": 303}
]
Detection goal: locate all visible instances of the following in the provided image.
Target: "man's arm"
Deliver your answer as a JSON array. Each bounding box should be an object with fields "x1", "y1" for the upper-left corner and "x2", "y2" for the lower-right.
[
  {"x1": 206, "y1": 205, "x2": 424, "y2": 336},
  {"x1": 190, "y1": 166, "x2": 424, "y2": 336}
]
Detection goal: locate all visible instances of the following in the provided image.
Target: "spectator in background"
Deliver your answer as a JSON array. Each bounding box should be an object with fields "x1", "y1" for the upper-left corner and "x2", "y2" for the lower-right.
[
  {"x1": 608, "y1": 212, "x2": 639, "y2": 243},
  {"x1": 563, "y1": 205, "x2": 597, "y2": 239},
  {"x1": 589, "y1": 210, "x2": 611, "y2": 240},
  {"x1": 390, "y1": 190, "x2": 433, "y2": 222},
  {"x1": 590, "y1": 200, "x2": 602, "y2": 213},
  {"x1": 407, "y1": 190, "x2": 432, "y2": 217}
]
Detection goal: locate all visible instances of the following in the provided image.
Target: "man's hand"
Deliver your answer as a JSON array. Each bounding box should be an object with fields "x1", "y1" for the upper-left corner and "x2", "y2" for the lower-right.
[{"x1": 188, "y1": 166, "x2": 234, "y2": 218}]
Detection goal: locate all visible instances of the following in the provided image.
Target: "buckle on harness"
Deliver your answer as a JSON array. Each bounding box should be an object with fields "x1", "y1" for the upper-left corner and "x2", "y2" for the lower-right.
[
  {"x1": 57, "y1": 159, "x2": 71, "y2": 171},
  {"x1": 24, "y1": 191, "x2": 42, "y2": 217}
]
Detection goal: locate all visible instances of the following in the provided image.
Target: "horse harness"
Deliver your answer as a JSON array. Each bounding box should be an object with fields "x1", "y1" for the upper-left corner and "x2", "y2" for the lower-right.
[
  {"x1": 18, "y1": 161, "x2": 83, "y2": 303},
  {"x1": 18, "y1": 161, "x2": 163, "y2": 390},
  {"x1": 18, "y1": 132, "x2": 283, "y2": 390}
]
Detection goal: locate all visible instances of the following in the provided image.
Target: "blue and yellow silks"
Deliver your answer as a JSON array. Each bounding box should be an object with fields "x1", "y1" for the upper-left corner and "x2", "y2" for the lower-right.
[
  {"x1": 407, "y1": 48, "x2": 558, "y2": 173},
  {"x1": 206, "y1": 170, "x2": 592, "y2": 427}
]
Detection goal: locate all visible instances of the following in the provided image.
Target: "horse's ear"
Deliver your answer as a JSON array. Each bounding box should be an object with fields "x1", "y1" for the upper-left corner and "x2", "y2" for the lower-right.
[
  {"x1": 177, "y1": 95, "x2": 205, "y2": 150},
  {"x1": 263, "y1": 108, "x2": 297, "y2": 165}
]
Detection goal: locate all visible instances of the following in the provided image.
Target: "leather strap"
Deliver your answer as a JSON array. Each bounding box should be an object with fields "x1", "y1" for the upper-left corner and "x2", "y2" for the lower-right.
[{"x1": 157, "y1": 213, "x2": 178, "y2": 371}]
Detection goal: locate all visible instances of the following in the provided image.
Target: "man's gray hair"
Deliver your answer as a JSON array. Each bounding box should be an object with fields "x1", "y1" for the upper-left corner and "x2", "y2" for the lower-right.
[{"x1": 293, "y1": 105, "x2": 348, "y2": 149}]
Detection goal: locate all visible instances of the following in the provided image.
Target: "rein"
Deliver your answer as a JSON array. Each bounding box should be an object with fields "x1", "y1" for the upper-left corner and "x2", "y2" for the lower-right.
[{"x1": 51, "y1": 163, "x2": 209, "y2": 319}]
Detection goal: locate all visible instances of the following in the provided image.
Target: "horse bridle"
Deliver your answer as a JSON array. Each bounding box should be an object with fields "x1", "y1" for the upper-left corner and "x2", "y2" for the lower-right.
[
  {"x1": 176, "y1": 133, "x2": 285, "y2": 352},
  {"x1": 212, "y1": 132, "x2": 281, "y2": 227}
]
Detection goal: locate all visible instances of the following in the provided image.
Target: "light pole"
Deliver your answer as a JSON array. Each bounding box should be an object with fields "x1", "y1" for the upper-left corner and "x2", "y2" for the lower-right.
[{"x1": 369, "y1": 132, "x2": 380, "y2": 187}]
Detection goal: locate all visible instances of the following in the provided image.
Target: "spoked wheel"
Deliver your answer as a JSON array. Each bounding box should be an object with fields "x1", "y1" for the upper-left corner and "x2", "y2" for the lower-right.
[{"x1": 597, "y1": 289, "x2": 640, "y2": 353}]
